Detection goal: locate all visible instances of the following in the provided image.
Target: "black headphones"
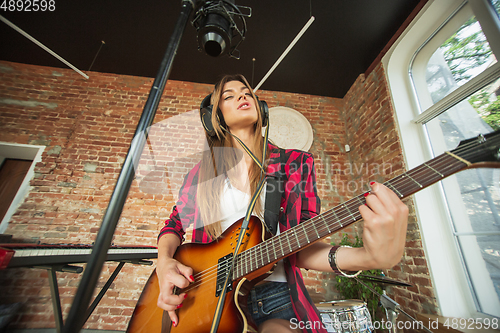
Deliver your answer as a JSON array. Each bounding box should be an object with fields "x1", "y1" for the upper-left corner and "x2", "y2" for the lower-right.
[{"x1": 199, "y1": 92, "x2": 269, "y2": 136}]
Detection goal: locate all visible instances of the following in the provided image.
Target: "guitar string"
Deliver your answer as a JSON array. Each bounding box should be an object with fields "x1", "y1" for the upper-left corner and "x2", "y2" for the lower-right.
[
  {"x1": 184, "y1": 221, "x2": 271, "y2": 291},
  {"x1": 184, "y1": 155, "x2": 463, "y2": 292},
  {"x1": 286, "y1": 141, "x2": 493, "y2": 258},
  {"x1": 282, "y1": 153, "x2": 472, "y2": 248},
  {"x1": 185, "y1": 144, "x2": 490, "y2": 292},
  {"x1": 186, "y1": 152, "x2": 475, "y2": 291},
  {"x1": 186, "y1": 218, "x2": 272, "y2": 285},
  {"x1": 235, "y1": 150, "x2": 472, "y2": 271},
  {"x1": 243, "y1": 135, "x2": 500, "y2": 276},
  {"x1": 199, "y1": 134, "x2": 488, "y2": 278},
  {"x1": 182, "y1": 135, "x2": 500, "y2": 292},
  {"x1": 186, "y1": 156, "x2": 472, "y2": 291},
  {"x1": 239, "y1": 135, "x2": 500, "y2": 273},
  {"x1": 233, "y1": 144, "x2": 483, "y2": 279},
  {"x1": 299, "y1": 134, "x2": 495, "y2": 233}
]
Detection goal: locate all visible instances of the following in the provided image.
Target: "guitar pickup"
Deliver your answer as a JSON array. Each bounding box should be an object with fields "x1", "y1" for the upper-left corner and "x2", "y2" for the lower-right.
[{"x1": 216, "y1": 253, "x2": 233, "y2": 297}]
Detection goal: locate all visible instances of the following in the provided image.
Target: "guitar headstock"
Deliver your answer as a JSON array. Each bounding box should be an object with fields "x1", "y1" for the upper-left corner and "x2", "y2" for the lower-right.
[{"x1": 453, "y1": 130, "x2": 500, "y2": 166}]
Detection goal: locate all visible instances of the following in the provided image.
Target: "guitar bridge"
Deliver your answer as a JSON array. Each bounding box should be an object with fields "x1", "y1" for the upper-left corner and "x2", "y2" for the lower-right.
[{"x1": 216, "y1": 253, "x2": 234, "y2": 297}]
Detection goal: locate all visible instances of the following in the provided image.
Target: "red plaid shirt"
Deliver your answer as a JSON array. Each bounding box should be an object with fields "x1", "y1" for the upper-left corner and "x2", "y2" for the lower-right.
[{"x1": 159, "y1": 143, "x2": 327, "y2": 333}]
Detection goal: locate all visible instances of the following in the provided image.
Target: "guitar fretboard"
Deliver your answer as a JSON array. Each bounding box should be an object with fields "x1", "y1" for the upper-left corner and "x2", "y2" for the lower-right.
[{"x1": 233, "y1": 151, "x2": 469, "y2": 279}]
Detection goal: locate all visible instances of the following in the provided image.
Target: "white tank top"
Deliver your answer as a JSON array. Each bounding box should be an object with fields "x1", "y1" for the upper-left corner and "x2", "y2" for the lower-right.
[{"x1": 219, "y1": 179, "x2": 287, "y2": 283}]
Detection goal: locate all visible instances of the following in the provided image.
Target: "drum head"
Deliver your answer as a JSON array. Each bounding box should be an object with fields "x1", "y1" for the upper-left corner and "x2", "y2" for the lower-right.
[
  {"x1": 315, "y1": 300, "x2": 373, "y2": 333},
  {"x1": 317, "y1": 299, "x2": 366, "y2": 311}
]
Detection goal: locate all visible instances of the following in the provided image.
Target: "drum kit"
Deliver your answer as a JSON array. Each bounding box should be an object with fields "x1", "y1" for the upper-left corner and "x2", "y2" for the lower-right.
[
  {"x1": 316, "y1": 299, "x2": 374, "y2": 333},
  {"x1": 315, "y1": 275, "x2": 434, "y2": 333}
]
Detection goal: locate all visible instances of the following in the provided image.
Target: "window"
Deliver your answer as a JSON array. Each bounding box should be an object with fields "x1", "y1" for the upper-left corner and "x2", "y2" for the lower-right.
[
  {"x1": 425, "y1": 16, "x2": 497, "y2": 104},
  {"x1": 0, "y1": 159, "x2": 33, "y2": 223},
  {"x1": 493, "y1": 0, "x2": 500, "y2": 17},
  {"x1": 0, "y1": 143, "x2": 44, "y2": 233},
  {"x1": 385, "y1": 0, "x2": 500, "y2": 319}
]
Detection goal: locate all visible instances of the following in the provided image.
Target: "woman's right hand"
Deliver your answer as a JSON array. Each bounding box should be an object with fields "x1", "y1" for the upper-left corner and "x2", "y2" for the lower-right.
[{"x1": 156, "y1": 257, "x2": 194, "y2": 327}]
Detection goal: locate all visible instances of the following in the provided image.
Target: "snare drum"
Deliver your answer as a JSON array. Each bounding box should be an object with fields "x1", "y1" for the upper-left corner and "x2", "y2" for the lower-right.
[{"x1": 316, "y1": 300, "x2": 373, "y2": 333}]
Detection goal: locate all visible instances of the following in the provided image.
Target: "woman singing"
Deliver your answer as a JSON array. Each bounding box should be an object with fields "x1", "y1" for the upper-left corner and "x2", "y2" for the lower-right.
[{"x1": 156, "y1": 74, "x2": 408, "y2": 333}]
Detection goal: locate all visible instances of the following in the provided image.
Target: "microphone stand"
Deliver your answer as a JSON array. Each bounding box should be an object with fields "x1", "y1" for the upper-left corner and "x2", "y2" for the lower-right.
[
  {"x1": 62, "y1": 1, "x2": 195, "y2": 331},
  {"x1": 354, "y1": 277, "x2": 434, "y2": 333},
  {"x1": 379, "y1": 290, "x2": 401, "y2": 333}
]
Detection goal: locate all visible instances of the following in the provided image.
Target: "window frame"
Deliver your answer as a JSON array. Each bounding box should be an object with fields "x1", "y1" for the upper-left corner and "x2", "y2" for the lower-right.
[
  {"x1": 384, "y1": 0, "x2": 500, "y2": 318},
  {"x1": 0, "y1": 142, "x2": 45, "y2": 233}
]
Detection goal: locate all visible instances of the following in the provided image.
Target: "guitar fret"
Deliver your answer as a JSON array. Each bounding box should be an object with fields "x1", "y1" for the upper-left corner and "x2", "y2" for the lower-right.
[
  {"x1": 266, "y1": 241, "x2": 270, "y2": 264},
  {"x1": 239, "y1": 255, "x2": 243, "y2": 277},
  {"x1": 261, "y1": 242, "x2": 266, "y2": 265},
  {"x1": 321, "y1": 215, "x2": 331, "y2": 233},
  {"x1": 245, "y1": 250, "x2": 249, "y2": 274},
  {"x1": 252, "y1": 247, "x2": 259, "y2": 269},
  {"x1": 303, "y1": 224, "x2": 310, "y2": 243},
  {"x1": 278, "y1": 236, "x2": 284, "y2": 257},
  {"x1": 242, "y1": 254, "x2": 245, "y2": 277},
  {"x1": 240, "y1": 253, "x2": 244, "y2": 276},
  {"x1": 272, "y1": 238, "x2": 277, "y2": 260},
  {"x1": 386, "y1": 182, "x2": 403, "y2": 197},
  {"x1": 245, "y1": 249, "x2": 250, "y2": 274},
  {"x1": 260, "y1": 244, "x2": 264, "y2": 268},
  {"x1": 286, "y1": 232, "x2": 292, "y2": 253},
  {"x1": 234, "y1": 255, "x2": 241, "y2": 278},
  {"x1": 356, "y1": 196, "x2": 364, "y2": 206},
  {"x1": 344, "y1": 203, "x2": 356, "y2": 222},
  {"x1": 254, "y1": 247, "x2": 258, "y2": 270},
  {"x1": 333, "y1": 209, "x2": 342, "y2": 227},
  {"x1": 255, "y1": 247, "x2": 259, "y2": 270},
  {"x1": 250, "y1": 247, "x2": 254, "y2": 272},
  {"x1": 245, "y1": 250, "x2": 250, "y2": 275},
  {"x1": 402, "y1": 173, "x2": 422, "y2": 188},
  {"x1": 245, "y1": 254, "x2": 248, "y2": 275},
  {"x1": 294, "y1": 229, "x2": 301, "y2": 248},
  {"x1": 313, "y1": 222, "x2": 320, "y2": 239},
  {"x1": 424, "y1": 162, "x2": 444, "y2": 177},
  {"x1": 446, "y1": 151, "x2": 472, "y2": 166}
]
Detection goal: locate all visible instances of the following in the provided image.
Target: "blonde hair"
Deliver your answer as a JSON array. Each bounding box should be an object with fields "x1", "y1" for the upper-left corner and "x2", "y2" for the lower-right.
[{"x1": 197, "y1": 74, "x2": 269, "y2": 240}]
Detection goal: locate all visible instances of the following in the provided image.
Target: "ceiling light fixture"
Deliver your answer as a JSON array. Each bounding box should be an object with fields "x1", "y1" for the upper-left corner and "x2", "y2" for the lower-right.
[{"x1": 192, "y1": 0, "x2": 251, "y2": 59}]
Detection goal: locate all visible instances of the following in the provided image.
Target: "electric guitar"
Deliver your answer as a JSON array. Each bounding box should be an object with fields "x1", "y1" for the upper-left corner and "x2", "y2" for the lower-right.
[{"x1": 126, "y1": 131, "x2": 500, "y2": 333}]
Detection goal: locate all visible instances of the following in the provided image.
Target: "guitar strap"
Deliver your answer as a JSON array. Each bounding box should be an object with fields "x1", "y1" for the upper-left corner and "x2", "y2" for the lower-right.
[
  {"x1": 210, "y1": 125, "x2": 270, "y2": 333},
  {"x1": 264, "y1": 148, "x2": 286, "y2": 235}
]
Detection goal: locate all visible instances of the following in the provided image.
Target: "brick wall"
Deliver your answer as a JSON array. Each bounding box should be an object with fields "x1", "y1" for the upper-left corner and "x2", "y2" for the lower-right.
[
  {"x1": 342, "y1": 63, "x2": 439, "y2": 324},
  {"x1": 0, "y1": 60, "x2": 437, "y2": 330},
  {"x1": 0, "y1": 61, "x2": 215, "y2": 330},
  {"x1": 0, "y1": 61, "x2": 351, "y2": 330}
]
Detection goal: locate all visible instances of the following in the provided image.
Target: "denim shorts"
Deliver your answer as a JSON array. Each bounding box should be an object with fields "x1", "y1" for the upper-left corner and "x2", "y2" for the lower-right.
[{"x1": 247, "y1": 281, "x2": 297, "y2": 327}]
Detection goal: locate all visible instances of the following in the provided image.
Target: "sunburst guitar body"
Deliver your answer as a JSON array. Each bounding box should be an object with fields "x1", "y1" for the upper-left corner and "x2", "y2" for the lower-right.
[{"x1": 127, "y1": 217, "x2": 275, "y2": 333}]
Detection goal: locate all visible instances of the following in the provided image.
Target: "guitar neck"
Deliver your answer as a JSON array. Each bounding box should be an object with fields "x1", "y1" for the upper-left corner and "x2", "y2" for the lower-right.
[{"x1": 233, "y1": 150, "x2": 478, "y2": 279}]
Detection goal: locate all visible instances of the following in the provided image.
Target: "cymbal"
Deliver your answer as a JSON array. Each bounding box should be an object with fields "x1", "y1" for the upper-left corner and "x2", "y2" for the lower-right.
[{"x1": 357, "y1": 274, "x2": 413, "y2": 287}]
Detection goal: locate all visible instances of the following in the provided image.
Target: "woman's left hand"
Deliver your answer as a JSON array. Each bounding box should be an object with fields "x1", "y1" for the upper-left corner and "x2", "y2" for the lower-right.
[
  {"x1": 357, "y1": 181, "x2": 409, "y2": 269},
  {"x1": 296, "y1": 181, "x2": 409, "y2": 272}
]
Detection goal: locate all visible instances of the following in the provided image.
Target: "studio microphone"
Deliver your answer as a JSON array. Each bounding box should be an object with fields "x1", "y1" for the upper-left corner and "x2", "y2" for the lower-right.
[{"x1": 192, "y1": 0, "x2": 251, "y2": 59}]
